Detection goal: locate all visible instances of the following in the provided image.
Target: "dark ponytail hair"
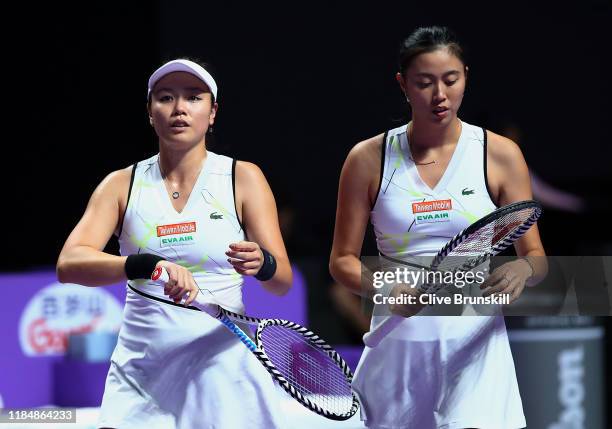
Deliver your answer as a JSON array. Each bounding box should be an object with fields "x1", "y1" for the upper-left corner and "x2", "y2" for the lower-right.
[{"x1": 399, "y1": 26, "x2": 466, "y2": 76}]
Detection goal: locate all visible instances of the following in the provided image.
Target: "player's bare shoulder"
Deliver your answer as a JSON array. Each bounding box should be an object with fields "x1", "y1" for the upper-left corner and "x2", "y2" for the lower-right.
[
  {"x1": 485, "y1": 129, "x2": 531, "y2": 204},
  {"x1": 91, "y1": 165, "x2": 134, "y2": 226},
  {"x1": 102, "y1": 165, "x2": 133, "y2": 203},
  {"x1": 234, "y1": 160, "x2": 269, "y2": 199},
  {"x1": 341, "y1": 133, "x2": 385, "y2": 204},
  {"x1": 233, "y1": 160, "x2": 270, "y2": 220},
  {"x1": 347, "y1": 133, "x2": 385, "y2": 166},
  {"x1": 235, "y1": 160, "x2": 265, "y2": 183},
  {"x1": 485, "y1": 129, "x2": 526, "y2": 168},
  {"x1": 343, "y1": 133, "x2": 385, "y2": 182}
]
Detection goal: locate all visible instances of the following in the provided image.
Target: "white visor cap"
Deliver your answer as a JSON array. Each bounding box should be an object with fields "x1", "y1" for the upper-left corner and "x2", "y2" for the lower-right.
[{"x1": 147, "y1": 59, "x2": 218, "y2": 101}]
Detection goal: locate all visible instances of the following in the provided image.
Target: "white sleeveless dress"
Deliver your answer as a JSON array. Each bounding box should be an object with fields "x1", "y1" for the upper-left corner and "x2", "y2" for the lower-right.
[
  {"x1": 352, "y1": 121, "x2": 526, "y2": 429},
  {"x1": 98, "y1": 152, "x2": 286, "y2": 429}
]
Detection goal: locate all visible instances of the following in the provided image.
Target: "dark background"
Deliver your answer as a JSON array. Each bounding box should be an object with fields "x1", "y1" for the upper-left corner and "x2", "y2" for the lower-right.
[{"x1": 6, "y1": 1, "x2": 611, "y2": 273}]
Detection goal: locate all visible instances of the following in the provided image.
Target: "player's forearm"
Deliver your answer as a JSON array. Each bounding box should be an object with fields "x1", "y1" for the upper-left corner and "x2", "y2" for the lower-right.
[
  {"x1": 259, "y1": 257, "x2": 292, "y2": 296},
  {"x1": 330, "y1": 284, "x2": 371, "y2": 333},
  {"x1": 522, "y1": 250, "x2": 548, "y2": 287},
  {"x1": 57, "y1": 246, "x2": 128, "y2": 286},
  {"x1": 330, "y1": 254, "x2": 374, "y2": 298}
]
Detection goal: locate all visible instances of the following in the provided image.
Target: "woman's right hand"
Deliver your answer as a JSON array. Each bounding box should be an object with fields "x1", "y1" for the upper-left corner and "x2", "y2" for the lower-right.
[
  {"x1": 387, "y1": 284, "x2": 426, "y2": 318},
  {"x1": 155, "y1": 261, "x2": 199, "y2": 306}
]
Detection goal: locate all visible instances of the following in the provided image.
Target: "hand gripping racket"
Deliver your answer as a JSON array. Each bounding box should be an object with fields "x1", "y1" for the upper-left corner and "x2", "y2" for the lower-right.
[
  {"x1": 362, "y1": 200, "x2": 542, "y2": 348},
  {"x1": 151, "y1": 266, "x2": 359, "y2": 421}
]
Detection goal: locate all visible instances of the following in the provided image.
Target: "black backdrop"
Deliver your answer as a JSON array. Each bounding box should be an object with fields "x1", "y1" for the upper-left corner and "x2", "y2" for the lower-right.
[{"x1": 6, "y1": 1, "x2": 611, "y2": 271}]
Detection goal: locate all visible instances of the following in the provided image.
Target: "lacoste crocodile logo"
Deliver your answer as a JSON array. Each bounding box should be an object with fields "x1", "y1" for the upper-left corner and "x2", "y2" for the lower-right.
[
  {"x1": 210, "y1": 212, "x2": 223, "y2": 220},
  {"x1": 461, "y1": 188, "x2": 475, "y2": 196}
]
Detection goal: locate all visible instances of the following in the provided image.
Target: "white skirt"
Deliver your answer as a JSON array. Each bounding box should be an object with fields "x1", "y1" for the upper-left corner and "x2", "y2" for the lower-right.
[
  {"x1": 98, "y1": 288, "x2": 286, "y2": 429},
  {"x1": 352, "y1": 315, "x2": 525, "y2": 429}
]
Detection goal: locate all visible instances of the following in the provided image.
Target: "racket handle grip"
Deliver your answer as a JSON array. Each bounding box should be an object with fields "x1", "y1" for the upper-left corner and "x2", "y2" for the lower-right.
[
  {"x1": 151, "y1": 265, "x2": 169, "y2": 283},
  {"x1": 362, "y1": 315, "x2": 404, "y2": 347},
  {"x1": 150, "y1": 266, "x2": 219, "y2": 317}
]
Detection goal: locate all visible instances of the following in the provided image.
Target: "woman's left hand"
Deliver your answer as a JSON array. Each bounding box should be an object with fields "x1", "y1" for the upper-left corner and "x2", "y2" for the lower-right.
[
  {"x1": 226, "y1": 241, "x2": 264, "y2": 276},
  {"x1": 480, "y1": 259, "x2": 534, "y2": 304}
]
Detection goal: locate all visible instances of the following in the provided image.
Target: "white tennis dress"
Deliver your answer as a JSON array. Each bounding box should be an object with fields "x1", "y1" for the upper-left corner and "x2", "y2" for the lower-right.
[
  {"x1": 352, "y1": 121, "x2": 526, "y2": 429},
  {"x1": 98, "y1": 152, "x2": 286, "y2": 429}
]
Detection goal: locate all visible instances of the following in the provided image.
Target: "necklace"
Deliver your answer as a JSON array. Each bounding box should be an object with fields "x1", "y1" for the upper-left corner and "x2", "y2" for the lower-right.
[
  {"x1": 409, "y1": 151, "x2": 436, "y2": 166},
  {"x1": 407, "y1": 125, "x2": 436, "y2": 166},
  {"x1": 158, "y1": 157, "x2": 205, "y2": 200}
]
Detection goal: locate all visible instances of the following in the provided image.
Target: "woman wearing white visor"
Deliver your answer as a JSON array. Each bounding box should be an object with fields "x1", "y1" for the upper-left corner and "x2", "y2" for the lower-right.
[{"x1": 57, "y1": 58, "x2": 292, "y2": 429}]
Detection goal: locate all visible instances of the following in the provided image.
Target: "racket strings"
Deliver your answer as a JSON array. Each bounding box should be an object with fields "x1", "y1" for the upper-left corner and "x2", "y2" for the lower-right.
[
  {"x1": 443, "y1": 207, "x2": 537, "y2": 260},
  {"x1": 426, "y1": 206, "x2": 539, "y2": 292},
  {"x1": 260, "y1": 325, "x2": 353, "y2": 414}
]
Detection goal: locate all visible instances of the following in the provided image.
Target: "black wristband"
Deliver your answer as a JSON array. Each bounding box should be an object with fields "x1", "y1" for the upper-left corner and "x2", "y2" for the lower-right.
[
  {"x1": 125, "y1": 254, "x2": 166, "y2": 280},
  {"x1": 255, "y1": 248, "x2": 277, "y2": 281}
]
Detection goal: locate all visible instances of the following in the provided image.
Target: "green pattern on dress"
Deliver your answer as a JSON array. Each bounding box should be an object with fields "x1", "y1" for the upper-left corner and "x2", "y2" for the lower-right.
[
  {"x1": 407, "y1": 186, "x2": 427, "y2": 199},
  {"x1": 390, "y1": 134, "x2": 427, "y2": 199},
  {"x1": 456, "y1": 210, "x2": 480, "y2": 225},
  {"x1": 125, "y1": 179, "x2": 154, "y2": 212},
  {"x1": 381, "y1": 231, "x2": 428, "y2": 255},
  {"x1": 175, "y1": 254, "x2": 210, "y2": 273},
  {"x1": 206, "y1": 192, "x2": 233, "y2": 220},
  {"x1": 130, "y1": 218, "x2": 158, "y2": 249},
  {"x1": 391, "y1": 135, "x2": 402, "y2": 170}
]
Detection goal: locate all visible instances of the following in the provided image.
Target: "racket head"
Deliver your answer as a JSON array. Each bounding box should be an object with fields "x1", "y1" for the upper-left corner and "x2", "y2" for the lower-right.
[
  {"x1": 255, "y1": 319, "x2": 359, "y2": 421},
  {"x1": 432, "y1": 200, "x2": 542, "y2": 271}
]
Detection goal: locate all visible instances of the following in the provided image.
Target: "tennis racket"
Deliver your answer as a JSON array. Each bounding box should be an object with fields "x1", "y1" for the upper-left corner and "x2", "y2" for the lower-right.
[
  {"x1": 151, "y1": 266, "x2": 359, "y2": 421},
  {"x1": 363, "y1": 199, "x2": 543, "y2": 348}
]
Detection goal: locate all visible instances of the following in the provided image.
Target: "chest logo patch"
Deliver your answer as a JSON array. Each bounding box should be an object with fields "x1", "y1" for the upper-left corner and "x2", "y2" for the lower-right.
[
  {"x1": 412, "y1": 199, "x2": 452, "y2": 225},
  {"x1": 157, "y1": 222, "x2": 197, "y2": 237},
  {"x1": 157, "y1": 221, "x2": 197, "y2": 248}
]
